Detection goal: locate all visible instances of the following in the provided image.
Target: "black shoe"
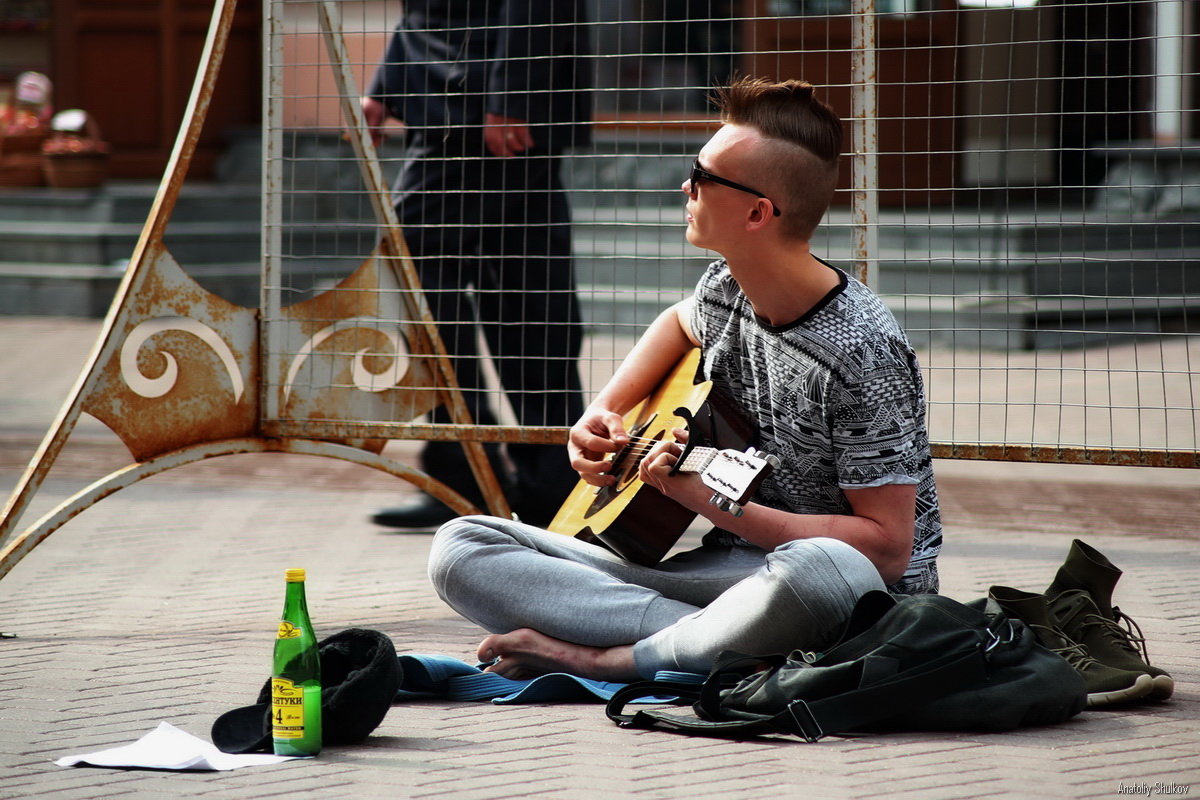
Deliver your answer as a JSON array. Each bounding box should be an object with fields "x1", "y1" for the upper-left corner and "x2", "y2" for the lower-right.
[
  {"x1": 511, "y1": 498, "x2": 563, "y2": 529},
  {"x1": 370, "y1": 494, "x2": 460, "y2": 530}
]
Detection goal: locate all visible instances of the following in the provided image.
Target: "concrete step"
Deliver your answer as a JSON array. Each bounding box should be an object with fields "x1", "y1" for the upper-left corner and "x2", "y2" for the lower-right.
[
  {"x1": 0, "y1": 182, "x2": 262, "y2": 224},
  {"x1": 8, "y1": 254, "x2": 1190, "y2": 351},
  {"x1": 0, "y1": 259, "x2": 353, "y2": 316},
  {"x1": 574, "y1": 247, "x2": 1199, "y2": 302},
  {"x1": 3, "y1": 187, "x2": 1196, "y2": 353},
  {"x1": 574, "y1": 206, "x2": 1200, "y2": 257},
  {"x1": 1022, "y1": 251, "x2": 1197, "y2": 296},
  {"x1": 879, "y1": 250, "x2": 1198, "y2": 298},
  {"x1": 1017, "y1": 220, "x2": 1200, "y2": 253},
  {"x1": 572, "y1": 207, "x2": 1200, "y2": 300},
  {"x1": 0, "y1": 219, "x2": 392, "y2": 268},
  {"x1": 0, "y1": 219, "x2": 261, "y2": 266},
  {"x1": 882, "y1": 292, "x2": 1199, "y2": 350}
]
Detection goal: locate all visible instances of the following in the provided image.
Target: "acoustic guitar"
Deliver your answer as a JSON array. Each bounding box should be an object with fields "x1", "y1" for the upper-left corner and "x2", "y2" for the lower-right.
[{"x1": 548, "y1": 349, "x2": 777, "y2": 566}]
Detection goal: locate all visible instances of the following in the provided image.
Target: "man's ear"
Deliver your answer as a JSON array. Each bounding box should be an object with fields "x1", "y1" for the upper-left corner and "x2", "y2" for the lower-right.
[{"x1": 745, "y1": 199, "x2": 774, "y2": 231}]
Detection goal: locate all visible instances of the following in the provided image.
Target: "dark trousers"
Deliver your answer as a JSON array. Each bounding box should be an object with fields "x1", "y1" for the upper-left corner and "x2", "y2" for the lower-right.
[{"x1": 396, "y1": 130, "x2": 585, "y2": 510}]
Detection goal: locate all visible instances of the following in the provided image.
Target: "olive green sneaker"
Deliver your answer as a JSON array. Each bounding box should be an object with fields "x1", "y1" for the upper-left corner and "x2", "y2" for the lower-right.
[
  {"x1": 1046, "y1": 539, "x2": 1174, "y2": 701},
  {"x1": 1048, "y1": 589, "x2": 1173, "y2": 701},
  {"x1": 989, "y1": 586, "x2": 1154, "y2": 708}
]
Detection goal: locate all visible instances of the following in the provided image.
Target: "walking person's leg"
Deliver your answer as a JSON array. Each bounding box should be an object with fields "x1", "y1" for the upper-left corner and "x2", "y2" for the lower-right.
[
  {"x1": 371, "y1": 132, "x2": 511, "y2": 529},
  {"x1": 475, "y1": 150, "x2": 585, "y2": 524}
]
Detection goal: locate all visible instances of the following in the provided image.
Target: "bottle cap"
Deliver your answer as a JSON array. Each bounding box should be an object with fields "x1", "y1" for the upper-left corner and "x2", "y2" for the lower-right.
[{"x1": 285, "y1": 568, "x2": 306, "y2": 582}]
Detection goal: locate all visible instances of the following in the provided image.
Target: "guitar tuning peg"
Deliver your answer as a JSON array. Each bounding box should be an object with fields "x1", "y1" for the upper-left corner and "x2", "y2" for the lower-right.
[{"x1": 710, "y1": 495, "x2": 744, "y2": 517}]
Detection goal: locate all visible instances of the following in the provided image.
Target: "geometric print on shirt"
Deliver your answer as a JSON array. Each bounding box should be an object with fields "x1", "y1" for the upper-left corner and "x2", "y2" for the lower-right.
[{"x1": 690, "y1": 258, "x2": 942, "y2": 594}]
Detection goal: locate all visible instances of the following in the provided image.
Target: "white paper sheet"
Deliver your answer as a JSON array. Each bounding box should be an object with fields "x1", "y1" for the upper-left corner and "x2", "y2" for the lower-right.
[{"x1": 54, "y1": 721, "x2": 304, "y2": 771}]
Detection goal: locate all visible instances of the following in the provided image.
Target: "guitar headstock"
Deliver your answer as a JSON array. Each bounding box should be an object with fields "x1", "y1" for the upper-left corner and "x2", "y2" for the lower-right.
[{"x1": 698, "y1": 447, "x2": 778, "y2": 516}]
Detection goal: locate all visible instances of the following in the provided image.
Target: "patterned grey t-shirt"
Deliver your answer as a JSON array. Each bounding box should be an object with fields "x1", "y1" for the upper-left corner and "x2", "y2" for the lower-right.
[{"x1": 690, "y1": 259, "x2": 941, "y2": 594}]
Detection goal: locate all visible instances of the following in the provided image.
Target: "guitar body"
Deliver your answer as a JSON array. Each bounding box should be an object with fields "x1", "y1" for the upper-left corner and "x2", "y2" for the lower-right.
[{"x1": 548, "y1": 350, "x2": 756, "y2": 566}]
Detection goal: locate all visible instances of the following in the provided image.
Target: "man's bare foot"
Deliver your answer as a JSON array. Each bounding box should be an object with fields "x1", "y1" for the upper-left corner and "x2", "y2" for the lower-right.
[{"x1": 477, "y1": 629, "x2": 639, "y2": 682}]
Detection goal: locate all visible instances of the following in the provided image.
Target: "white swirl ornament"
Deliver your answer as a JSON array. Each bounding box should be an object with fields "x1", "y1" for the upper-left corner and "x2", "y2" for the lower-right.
[
  {"x1": 283, "y1": 318, "x2": 409, "y2": 403},
  {"x1": 120, "y1": 316, "x2": 245, "y2": 403}
]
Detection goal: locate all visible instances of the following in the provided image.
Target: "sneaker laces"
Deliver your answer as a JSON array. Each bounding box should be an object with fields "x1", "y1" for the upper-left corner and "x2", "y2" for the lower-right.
[
  {"x1": 1094, "y1": 606, "x2": 1147, "y2": 662},
  {"x1": 1029, "y1": 623, "x2": 1100, "y2": 671},
  {"x1": 1052, "y1": 591, "x2": 1152, "y2": 664}
]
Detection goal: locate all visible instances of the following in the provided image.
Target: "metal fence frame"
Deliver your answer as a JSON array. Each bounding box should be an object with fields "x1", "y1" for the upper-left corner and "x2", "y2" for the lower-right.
[{"x1": 3, "y1": 0, "x2": 1197, "y2": 584}]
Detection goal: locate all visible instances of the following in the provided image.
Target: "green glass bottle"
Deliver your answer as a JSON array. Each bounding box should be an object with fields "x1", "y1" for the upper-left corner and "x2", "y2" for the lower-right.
[{"x1": 271, "y1": 567, "x2": 322, "y2": 756}]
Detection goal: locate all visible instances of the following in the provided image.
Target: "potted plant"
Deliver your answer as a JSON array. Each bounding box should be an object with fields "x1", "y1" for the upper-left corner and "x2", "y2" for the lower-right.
[{"x1": 0, "y1": 71, "x2": 51, "y2": 187}]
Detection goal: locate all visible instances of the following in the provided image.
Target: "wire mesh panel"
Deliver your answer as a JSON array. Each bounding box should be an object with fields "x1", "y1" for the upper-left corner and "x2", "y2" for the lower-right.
[
  {"x1": 260, "y1": 0, "x2": 1199, "y2": 478},
  {"x1": 872, "y1": 0, "x2": 1199, "y2": 465}
]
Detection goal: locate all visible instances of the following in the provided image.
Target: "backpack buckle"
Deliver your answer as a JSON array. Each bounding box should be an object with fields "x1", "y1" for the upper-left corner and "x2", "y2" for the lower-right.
[
  {"x1": 984, "y1": 619, "x2": 1018, "y2": 653},
  {"x1": 784, "y1": 700, "x2": 825, "y2": 742}
]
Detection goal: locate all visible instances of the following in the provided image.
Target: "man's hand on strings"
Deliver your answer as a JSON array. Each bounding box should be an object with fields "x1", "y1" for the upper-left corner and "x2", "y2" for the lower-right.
[{"x1": 568, "y1": 408, "x2": 630, "y2": 487}]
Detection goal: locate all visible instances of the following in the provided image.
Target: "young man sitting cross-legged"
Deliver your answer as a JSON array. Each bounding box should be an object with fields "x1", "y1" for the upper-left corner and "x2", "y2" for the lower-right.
[{"x1": 426, "y1": 77, "x2": 942, "y2": 682}]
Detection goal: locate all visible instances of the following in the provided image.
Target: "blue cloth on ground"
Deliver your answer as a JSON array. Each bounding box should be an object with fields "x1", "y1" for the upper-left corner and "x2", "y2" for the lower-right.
[{"x1": 396, "y1": 653, "x2": 702, "y2": 705}]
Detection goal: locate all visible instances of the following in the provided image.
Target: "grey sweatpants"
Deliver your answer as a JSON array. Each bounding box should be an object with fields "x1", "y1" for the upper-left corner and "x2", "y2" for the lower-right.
[{"x1": 428, "y1": 515, "x2": 885, "y2": 678}]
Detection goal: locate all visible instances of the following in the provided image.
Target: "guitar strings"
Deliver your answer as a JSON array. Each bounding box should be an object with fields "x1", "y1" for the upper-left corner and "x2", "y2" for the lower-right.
[
  {"x1": 608, "y1": 436, "x2": 714, "y2": 476},
  {"x1": 625, "y1": 435, "x2": 677, "y2": 446},
  {"x1": 610, "y1": 436, "x2": 697, "y2": 467},
  {"x1": 618, "y1": 436, "x2": 678, "y2": 457}
]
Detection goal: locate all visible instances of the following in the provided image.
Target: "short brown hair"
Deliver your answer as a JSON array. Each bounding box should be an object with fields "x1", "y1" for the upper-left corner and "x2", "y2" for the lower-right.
[{"x1": 712, "y1": 76, "x2": 843, "y2": 239}]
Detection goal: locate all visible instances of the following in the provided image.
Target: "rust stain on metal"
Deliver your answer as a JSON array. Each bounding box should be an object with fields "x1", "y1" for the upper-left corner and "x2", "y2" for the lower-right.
[
  {"x1": 264, "y1": 420, "x2": 570, "y2": 446},
  {"x1": 82, "y1": 248, "x2": 259, "y2": 462},
  {"x1": 930, "y1": 444, "x2": 1198, "y2": 470},
  {"x1": 849, "y1": 0, "x2": 879, "y2": 286},
  {"x1": 276, "y1": 253, "x2": 440, "y2": 428}
]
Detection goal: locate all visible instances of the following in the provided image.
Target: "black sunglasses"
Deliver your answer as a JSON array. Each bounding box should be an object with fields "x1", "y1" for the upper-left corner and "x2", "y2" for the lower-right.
[{"x1": 689, "y1": 159, "x2": 782, "y2": 216}]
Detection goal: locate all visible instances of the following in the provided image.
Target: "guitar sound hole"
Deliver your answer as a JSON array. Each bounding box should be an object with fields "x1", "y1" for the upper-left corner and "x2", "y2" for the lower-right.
[
  {"x1": 614, "y1": 430, "x2": 664, "y2": 491},
  {"x1": 585, "y1": 428, "x2": 666, "y2": 517}
]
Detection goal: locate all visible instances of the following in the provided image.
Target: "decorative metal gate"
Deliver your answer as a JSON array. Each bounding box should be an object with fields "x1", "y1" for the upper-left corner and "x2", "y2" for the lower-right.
[{"x1": 2, "y1": 0, "x2": 1196, "y2": 581}]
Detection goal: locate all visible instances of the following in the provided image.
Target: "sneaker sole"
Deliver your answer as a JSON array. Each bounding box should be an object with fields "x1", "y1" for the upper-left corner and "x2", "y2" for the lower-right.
[
  {"x1": 1086, "y1": 672, "x2": 1155, "y2": 708},
  {"x1": 1149, "y1": 674, "x2": 1175, "y2": 701}
]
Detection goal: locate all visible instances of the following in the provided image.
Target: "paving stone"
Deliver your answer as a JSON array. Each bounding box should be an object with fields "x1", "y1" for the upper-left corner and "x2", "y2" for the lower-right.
[{"x1": 1, "y1": 316, "x2": 1197, "y2": 798}]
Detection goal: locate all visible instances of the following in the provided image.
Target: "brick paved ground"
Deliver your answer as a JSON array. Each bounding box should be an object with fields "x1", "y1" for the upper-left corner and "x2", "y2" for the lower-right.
[{"x1": 1, "y1": 317, "x2": 1198, "y2": 799}]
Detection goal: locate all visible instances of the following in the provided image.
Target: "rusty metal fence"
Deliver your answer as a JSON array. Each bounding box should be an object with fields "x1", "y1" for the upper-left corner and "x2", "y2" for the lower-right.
[{"x1": 262, "y1": 0, "x2": 1198, "y2": 469}]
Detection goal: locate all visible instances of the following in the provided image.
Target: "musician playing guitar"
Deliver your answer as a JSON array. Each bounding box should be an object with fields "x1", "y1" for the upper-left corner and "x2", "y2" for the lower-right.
[{"x1": 428, "y1": 77, "x2": 943, "y2": 682}]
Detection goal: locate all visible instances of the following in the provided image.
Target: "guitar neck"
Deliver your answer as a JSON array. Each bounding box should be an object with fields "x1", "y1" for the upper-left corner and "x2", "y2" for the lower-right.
[
  {"x1": 676, "y1": 447, "x2": 719, "y2": 475},
  {"x1": 676, "y1": 445, "x2": 777, "y2": 509}
]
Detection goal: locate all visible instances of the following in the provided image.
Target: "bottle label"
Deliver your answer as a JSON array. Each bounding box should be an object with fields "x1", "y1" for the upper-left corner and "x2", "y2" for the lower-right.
[
  {"x1": 277, "y1": 621, "x2": 301, "y2": 639},
  {"x1": 271, "y1": 677, "x2": 307, "y2": 740}
]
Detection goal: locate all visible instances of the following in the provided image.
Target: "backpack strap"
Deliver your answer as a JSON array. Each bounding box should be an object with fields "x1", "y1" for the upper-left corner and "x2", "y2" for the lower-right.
[
  {"x1": 606, "y1": 681, "x2": 779, "y2": 737},
  {"x1": 606, "y1": 646, "x2": 989, "y2": 741},
  {"x1": 605, "y1": 682, "x2": 703, "y2": 723}
]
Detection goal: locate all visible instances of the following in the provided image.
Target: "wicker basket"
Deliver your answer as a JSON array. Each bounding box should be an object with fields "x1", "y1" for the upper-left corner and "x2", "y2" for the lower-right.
[{"x1": 43, "y1": 151, "x2": 109, "y2": 188}]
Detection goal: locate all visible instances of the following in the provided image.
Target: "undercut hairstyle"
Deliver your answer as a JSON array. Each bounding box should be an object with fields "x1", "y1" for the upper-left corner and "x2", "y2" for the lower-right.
[{"x1": 712, "y1": 76, "x2": 843, "y2": 240}]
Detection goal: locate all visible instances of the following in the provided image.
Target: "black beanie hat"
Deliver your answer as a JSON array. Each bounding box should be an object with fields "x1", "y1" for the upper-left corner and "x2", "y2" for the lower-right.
[{"x1": 211, "y1": 628, "x2": 402, "y2": 754}]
